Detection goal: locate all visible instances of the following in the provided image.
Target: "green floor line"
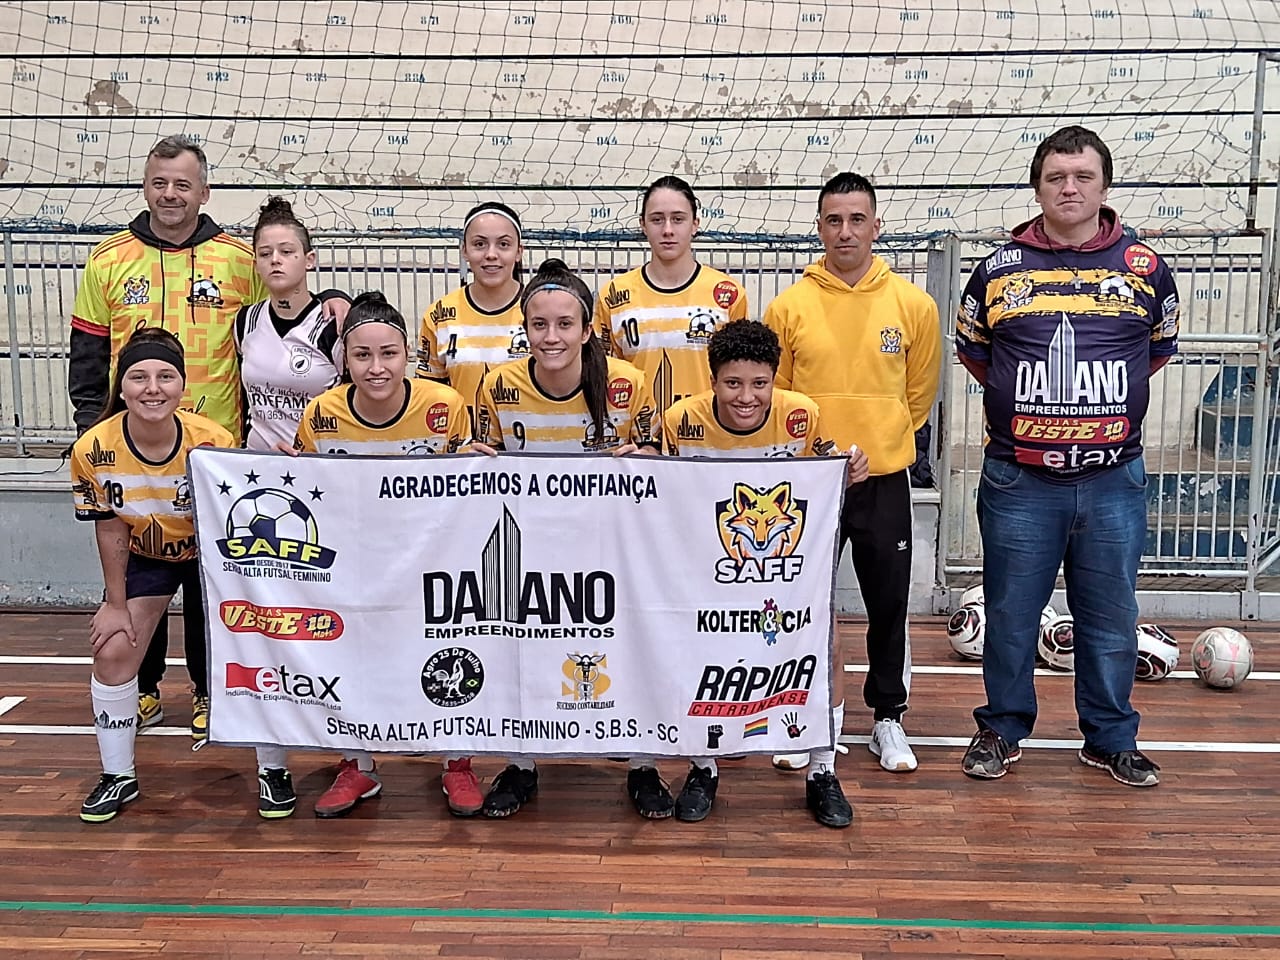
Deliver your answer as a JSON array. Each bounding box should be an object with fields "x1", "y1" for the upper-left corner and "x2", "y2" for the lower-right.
[{"x1": 0, "y1": 900, "x2": 1277, "y2": 937}]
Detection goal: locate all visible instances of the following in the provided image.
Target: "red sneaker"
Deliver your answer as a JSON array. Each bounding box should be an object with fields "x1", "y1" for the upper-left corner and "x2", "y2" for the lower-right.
[
  {"x1": 314, "y1": 759, "x2": 381, "y2": 818},
  {"x1": 442, "y1": 758, "x2": 483, "y2": 816}
]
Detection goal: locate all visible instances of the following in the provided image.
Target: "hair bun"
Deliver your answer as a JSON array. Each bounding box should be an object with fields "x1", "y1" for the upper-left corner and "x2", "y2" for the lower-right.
[
  {"x1": 535, "y1": 257, "x2": 570, "y2": 276},
  {"x1": 352, "y1": 290, "x2": 388, "y2": 307},
  {"x1": 260, "y1": 196, "x2": 294, "y2": 216}
]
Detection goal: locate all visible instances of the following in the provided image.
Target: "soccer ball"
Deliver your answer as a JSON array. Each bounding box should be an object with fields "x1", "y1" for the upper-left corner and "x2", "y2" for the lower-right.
[
  {"x1": 1038, "y1": 615, "x2": 1075, "y2": 672},
  {"x1": 190, "y1": 277, "x2": 221, "y2": 300},
  {"x1": 226, "y1": 488, "x2": 318, "y2": 544},
  {"x1": 1191, "y1": 627, "x2": 1254, "y2": 689},
  {"x1": 960, "y1": 584, "x2": 984, "y2": 607},
  {"x1": 1040, "y1": 604, "x2": 1058, "y2": 629},
  {"x1": 1135, "y1": 624, "x2": 1179, "y2": 681},
  {"x1": 946, "y1": 602, "x2": 986, "y2": 660}
]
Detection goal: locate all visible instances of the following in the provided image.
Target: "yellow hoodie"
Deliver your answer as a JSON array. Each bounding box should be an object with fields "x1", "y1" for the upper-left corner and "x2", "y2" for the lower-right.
[{"x1": 763, "y1": 255, "x2": 941, "y2": 476}]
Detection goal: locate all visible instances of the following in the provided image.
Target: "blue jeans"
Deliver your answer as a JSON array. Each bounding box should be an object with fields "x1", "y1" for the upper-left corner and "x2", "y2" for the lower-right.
[{"x1": 974, "y1": 456, "x2": 1147, "y2": 754}]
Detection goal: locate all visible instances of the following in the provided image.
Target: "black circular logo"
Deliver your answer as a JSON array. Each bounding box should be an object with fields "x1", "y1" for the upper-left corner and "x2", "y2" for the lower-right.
[{"x1": 421, "y1": 648, "x2": 485, "y2": 707}]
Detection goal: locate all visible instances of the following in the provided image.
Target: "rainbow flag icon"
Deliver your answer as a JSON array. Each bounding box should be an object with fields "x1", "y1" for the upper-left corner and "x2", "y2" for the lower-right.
[{"x1": 743, "y1": 717, "x2": 768, "y2": 738}]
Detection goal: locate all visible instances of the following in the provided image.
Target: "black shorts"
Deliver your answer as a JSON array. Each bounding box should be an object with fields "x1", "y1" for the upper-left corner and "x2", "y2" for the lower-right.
[{"x1": 125, "y1": 554, "x2": 200, "y2": 600}]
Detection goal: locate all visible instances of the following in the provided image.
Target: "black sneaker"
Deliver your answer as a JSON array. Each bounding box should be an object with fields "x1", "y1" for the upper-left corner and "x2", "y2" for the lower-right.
[
  {"x1": 961, "y1": 728, "x2": 1022, "y2": 780},
  {"x1": 805, "y1": 770, "x2": 853, "y2": 828},
  {"x1": 80, "y1": 773, "x2": 139, "y2": 823},
  {"x1": 627, "y1": 766, "x2": 674, "y2": 819},
  {"x1": 674, "y1": 764, "x2": 718, "y2": 822},
  {"x1": 482, "y1": 765, "x2": 539, "y2": 818},
  {"x1": 1079, "y1": 746, "x2": 1160, "y2": 787},
  {"x1": 258, "y1": 768, "x2": 297, "y2": 819}
]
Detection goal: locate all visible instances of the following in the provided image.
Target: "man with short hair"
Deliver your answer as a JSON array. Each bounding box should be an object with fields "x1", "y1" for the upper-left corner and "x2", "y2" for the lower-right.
[
  {"x1": 67, "y1": 135, "x2": 347, "y2": 739},
  {"x1": 955, "y1": 125, "x2": 1179, "y2": 788},
  {"x1": 763, "y1": 173, "x2": 942, "y2": 793}
]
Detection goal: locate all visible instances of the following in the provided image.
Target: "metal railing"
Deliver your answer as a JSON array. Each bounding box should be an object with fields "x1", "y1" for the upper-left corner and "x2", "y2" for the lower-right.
[{"x1": 2, "y1": 228, "x2": 1277, "y2": 591}]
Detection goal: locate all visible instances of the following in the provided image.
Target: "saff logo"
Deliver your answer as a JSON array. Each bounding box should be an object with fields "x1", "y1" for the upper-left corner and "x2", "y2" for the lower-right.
[
  {"x1": 714, "y1": 481, "x2": 807, "y2": 583},
  {"x1": 880, "y1": 326, "x2": 903, "y2": 354},
  {"x1": 216, "y1": 488, "x2": 337, "y2": 575},
  {"x1": 1003, "y1": 274, "x2": 1034, "y2": 310},
  {"x1": 122, "y1": 276, "x2": 150, "y2": 305}
]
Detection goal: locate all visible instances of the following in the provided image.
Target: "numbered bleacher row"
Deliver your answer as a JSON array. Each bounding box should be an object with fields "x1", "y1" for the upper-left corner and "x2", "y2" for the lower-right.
[
  {"x1": 1, "y1": 0, "x2": 1274, "y2": 58},
  {"x1": 4, "y1": 51, "x2": 1262, "y2": 119}
]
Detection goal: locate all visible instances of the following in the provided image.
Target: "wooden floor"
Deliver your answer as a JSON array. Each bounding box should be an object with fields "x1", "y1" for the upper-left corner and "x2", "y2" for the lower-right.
[{"x1": 2, "y1": 613, "x2": 1278, "y2": 959}]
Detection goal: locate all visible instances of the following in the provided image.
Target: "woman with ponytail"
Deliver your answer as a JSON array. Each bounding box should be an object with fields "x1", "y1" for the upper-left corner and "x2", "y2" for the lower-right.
[
  {"x1": 231, "y1": 197, "x2": 348, "y2": 820},
  {"x1": 472, "y1": 258, "x2": 664, "y2": 819},
  {"x1": 416, "y1": 201, "x2": 526, "y2": 438}
]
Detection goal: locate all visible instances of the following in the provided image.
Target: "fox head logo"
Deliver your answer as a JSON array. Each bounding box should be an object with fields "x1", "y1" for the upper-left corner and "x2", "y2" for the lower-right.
[
  {"x1": 1004, "y1": 274, "x2": 1034, "y2": 309},
  {"x1": 879, "y1": 326, "x2": 903, "y2": 354},
  {"x1": 122, "y1": 276, "x2": 150, "y2": 305},
  {"x1": 716, "y1": 481, "x2": 807, "y2": 563}
]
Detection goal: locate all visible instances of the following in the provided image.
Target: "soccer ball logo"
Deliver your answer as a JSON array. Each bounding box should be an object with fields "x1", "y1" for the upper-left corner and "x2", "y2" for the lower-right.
[
  {"x1": 508, "y1": 327, "x2": 530, "y2": 357},
  {"x1": 226, "y1": 489, "x2": 318, "y2": 546},
  {"x1": 686, "y1": 309, "x2": 717, "y2": 341},
  {"x1": 188, "y1": 276, "x2": 223, "y2": 306}
]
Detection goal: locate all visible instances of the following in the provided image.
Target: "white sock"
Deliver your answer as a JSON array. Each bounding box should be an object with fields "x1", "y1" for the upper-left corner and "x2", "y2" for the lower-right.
[
  {"x1": 511, "y1": 756, "x2": 537, "y2": 771},
  {"x1": 256, "y1": 746, "x2": 288, "y2": 771},
  {"x1": 808, "y1": 701, "x2": 845, "y2": 779},
  {"x1": 690, "y1": 758, "x2": 718, "y2": 777},
  {"x1": 91, "y1": 675, "x2": 138, "y2": 776},
  {"x1": 344, "y1": 750, "x2": 375, "y2": 772}
]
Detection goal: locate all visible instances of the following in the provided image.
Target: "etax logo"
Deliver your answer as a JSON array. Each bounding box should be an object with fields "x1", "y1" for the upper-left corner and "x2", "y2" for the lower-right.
[{"x1": 225, "y1": 662, "x2": 341, "y2": 702}]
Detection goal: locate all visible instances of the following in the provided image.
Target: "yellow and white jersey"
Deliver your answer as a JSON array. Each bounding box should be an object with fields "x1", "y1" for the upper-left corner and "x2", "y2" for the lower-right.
[
  {"x1": 476, "y1": 356, "x2": 657, "y2": 453},
  {"x1": 415, "y1": 285, "x2": 526, "y2": 432},
  {"x1": 294, "y1": 379, "x2": 469, "y2": 457},
  {"x1": 593, "y1": 264, "x2": 748, "y2": 417},
  {"x1": 661, "y1": 389, "x2": 835, "y2": 459},
  {"x1": 70, "y1": 409, "x2": 235, "y2": 561}
]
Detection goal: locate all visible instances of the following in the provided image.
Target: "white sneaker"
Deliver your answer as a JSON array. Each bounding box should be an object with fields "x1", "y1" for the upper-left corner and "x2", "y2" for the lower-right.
[
  {"x1": 772, "y1": 752, "x2": 810, "y2": 771},
  {"x1": 869, "y1": 719, "x2": 918, "y2": 772}
]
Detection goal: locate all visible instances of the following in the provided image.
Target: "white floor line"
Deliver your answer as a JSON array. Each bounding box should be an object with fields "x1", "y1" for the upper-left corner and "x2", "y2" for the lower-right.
[
  {"x1": 843, "y1": 664, "x2": 1280, "y2": 681},
  {"x1": 836, "y1": 734, "x2": 1280, "y2": 753},
  {"x1": 0, "y1": 696, "x2": 25, "y2": 717},
  {"x1": 0, "y1": 724, "x2": 191, "y2": 736}
]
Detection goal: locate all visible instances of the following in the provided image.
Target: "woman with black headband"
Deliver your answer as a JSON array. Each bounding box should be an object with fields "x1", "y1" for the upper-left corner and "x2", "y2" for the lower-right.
[
  {"x1": 472, "y1": 258, "x2": 662, "y2": 819},
  {"x1": 415, "y1": 201, "x2": 526, "y2": 438},
  {"x1": 69, "y1": 327, "x2": 235, "y2": 823},
  {"x1": 291, "y1": 291, "x2": 473, "y2": 819}
]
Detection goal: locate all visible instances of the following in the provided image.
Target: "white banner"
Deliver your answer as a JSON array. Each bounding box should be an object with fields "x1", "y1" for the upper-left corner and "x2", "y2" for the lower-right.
[{"x1": 190, "y1": 449, "x2": 845, "y2": 758}]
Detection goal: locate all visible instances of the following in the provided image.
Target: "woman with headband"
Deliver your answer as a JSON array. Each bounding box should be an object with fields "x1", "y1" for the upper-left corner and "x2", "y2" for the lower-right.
[
  {"x1": 416, "y1": 201, "x2": 526, "y2": 438},
  {"x1": 472, "y1": 258, "x2": 663, "y2": 819},
  {"x1": 70, "y1": 327, "x2": 235, "y2": 823},
  {"x1": 229, "y1": 197, "x2": 346, "y2": 819},
  {"x1": 292, "y1": 291, "x2": 473, "y2": 819},
  {"x1": 593, "y1": 176, "x2": 749, "y2": 422}
]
